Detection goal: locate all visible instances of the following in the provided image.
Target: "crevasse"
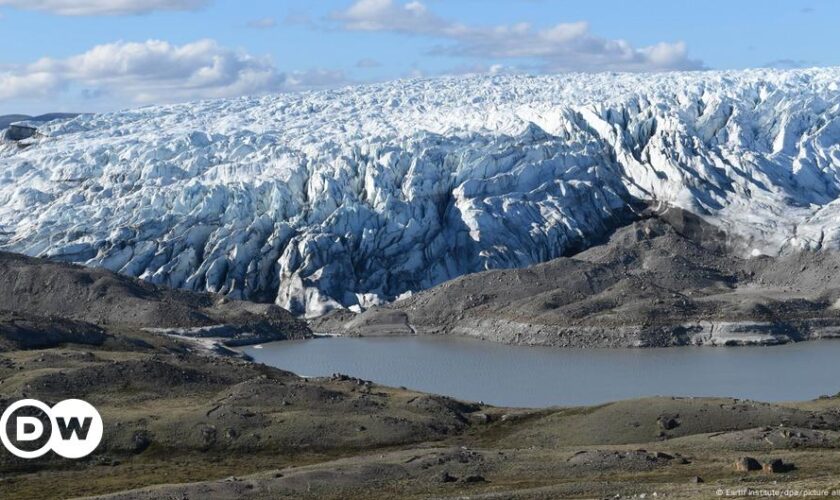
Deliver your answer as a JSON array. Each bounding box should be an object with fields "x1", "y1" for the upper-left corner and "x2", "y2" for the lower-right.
[{"x1": 1, "y1": 68, "x2": 839, "y2": 317}]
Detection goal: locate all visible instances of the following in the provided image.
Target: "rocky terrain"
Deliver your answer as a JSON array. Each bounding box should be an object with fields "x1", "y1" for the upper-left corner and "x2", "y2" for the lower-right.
[
  {"x1": 2, "y1": 252, "x2": 840, "y2": 498},
  {"x1": 0, "y1": 251, "x2": 309, "y2": 353},
  {"x1": 326, "y1": 207, "x2": 840, "y2": 347},
  {"x1": 2, "y1": 69, "x2": 840, "y2": 318},
  {"x1": 4, "y1": 343, "x2": 840, "y2": 499}
]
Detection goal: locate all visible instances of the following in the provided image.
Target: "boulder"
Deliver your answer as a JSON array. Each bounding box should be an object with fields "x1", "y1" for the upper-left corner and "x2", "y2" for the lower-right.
[
  {"x1": 438, "y1": 471, "x2": 457, "y2": 483},
  {"x1": 763, "y1": 459, "x2": 794, "y2": 473},
  {"x1": 469, "y1": 412, "x2": 491, "y2": 424},
  {"x1": 7, "y1": 123, "x2": 37, "y2": 141},
  {"x1": 657, "y1": 414, "x2": 681, "y2": 430},
  {"x1": 734, "y1": 456, "x2": 762, "y2": 472}
]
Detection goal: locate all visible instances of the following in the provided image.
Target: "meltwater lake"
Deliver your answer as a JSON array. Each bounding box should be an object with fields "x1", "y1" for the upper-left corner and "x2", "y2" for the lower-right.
[{"x1": 241, "y1": 336, "x2": 840, "y2": 408}]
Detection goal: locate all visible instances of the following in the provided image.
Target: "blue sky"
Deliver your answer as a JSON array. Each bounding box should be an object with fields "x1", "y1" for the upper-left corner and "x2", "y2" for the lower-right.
[{"x1": 0, "y1": 0, "x2": 835, "y2": 114}]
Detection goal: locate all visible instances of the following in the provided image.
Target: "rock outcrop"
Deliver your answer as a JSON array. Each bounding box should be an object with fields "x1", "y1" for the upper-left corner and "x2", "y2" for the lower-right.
[
  {"x1": 0, "y1": 251, "x2": 309, "y2": 349},
  {"x1": 335, "y1": 212, "x2": 840, "y2": 347}
]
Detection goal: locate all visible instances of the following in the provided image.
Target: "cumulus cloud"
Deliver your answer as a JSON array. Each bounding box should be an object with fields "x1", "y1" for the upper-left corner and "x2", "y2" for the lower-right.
[
  {"x1": 0, "y1": 72, "x2": 62, "y2": 101},
  {"x1": 332, "y1": 0, "x2": 703, "y2": 72},
  {"x1": 0, "y1": 39, "x2": 348, "y2": 106},
  {"x1": 335, "y1": 0, "x2": 451, "y2": 34},
  {"x1": 0, "y1": 0, "x2": 209, "y2": 16}
]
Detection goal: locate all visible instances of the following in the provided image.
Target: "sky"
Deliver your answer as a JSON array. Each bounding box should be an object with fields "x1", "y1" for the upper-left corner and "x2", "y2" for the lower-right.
[{"x1": 0, "y1": 0, "x2": 836, "y2": 115}]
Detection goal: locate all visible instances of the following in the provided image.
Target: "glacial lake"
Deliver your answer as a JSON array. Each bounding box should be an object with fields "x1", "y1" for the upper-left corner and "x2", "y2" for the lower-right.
[{"x1": 241, "y1": 336, "x2": 840, "y2": 408}]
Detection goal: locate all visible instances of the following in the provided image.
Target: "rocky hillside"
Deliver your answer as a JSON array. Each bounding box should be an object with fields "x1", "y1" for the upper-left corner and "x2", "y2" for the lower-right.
[
  {"x1": 0, "y1": 251, "x2": 309, "y2": 351},
  {"x1": 331, "y1": 208, "x2": 840, "y2": 347}
]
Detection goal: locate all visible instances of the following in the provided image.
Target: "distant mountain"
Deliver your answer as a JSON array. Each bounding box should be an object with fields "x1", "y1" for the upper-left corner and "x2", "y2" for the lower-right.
[
  {"x1": 0, "y1": 113, "x2": 80, "y2": 130},
  {"x1": 0, "y1": 115, "x2": 31, "y2": 130}
]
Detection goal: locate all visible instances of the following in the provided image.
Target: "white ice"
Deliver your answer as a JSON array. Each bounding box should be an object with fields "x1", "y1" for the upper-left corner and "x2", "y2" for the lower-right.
[{"x1": 1, "y1": 68, "x2": 839, "y2": 317}]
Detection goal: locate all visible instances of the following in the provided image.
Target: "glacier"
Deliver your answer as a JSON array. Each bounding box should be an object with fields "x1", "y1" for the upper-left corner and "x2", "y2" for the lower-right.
[{"x1": 1, "y1": 68, "x2": 840, "y2": 317}]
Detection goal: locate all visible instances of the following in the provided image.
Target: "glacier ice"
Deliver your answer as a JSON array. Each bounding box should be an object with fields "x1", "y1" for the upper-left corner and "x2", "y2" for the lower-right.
[{"x1": 1, "y1": 68, "x2": 840, "y2": 317}]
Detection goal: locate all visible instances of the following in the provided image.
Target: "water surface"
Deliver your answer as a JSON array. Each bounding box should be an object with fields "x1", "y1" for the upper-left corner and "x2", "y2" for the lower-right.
[{"x1": 242, "y1": 336, "x2": 840, "y2": 408}]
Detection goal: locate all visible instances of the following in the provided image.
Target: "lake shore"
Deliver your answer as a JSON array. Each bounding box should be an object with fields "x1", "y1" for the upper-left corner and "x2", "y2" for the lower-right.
[
  {"x1": 3, "y1": 250, "x2": 840, "y2": 498},
  {"x1": 242, "y1": 335, "x2": 840, "y2": 407},
  {"x1": 4, "y1": 331, "x2": 840, "y2": 499}
]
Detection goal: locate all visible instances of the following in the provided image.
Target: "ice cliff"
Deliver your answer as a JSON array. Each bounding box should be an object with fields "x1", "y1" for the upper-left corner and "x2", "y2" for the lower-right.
[{"x1": 1, "y1": 68, "x2": 839, "y2": 316}]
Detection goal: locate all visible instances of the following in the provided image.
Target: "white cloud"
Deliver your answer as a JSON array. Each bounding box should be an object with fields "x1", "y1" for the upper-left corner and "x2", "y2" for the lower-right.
[
  {"x1": 0, "y1": 39, "x2": 348, "y2": 107},
  {"x1": 0, "y1": 72, "x2": 62, "y2": 101},
  {"x1": 0, "y1": 0, "x2": 208, "y2": 16},
  {"x1": 333, "y1": 0, "x2": 703, "y2": 72},
  {"x1": 335, "y1": 0, "x2": 450, "y2": 34},
  {"x1": 247, "y1": 16, "x2": 276, "y2": 29}
]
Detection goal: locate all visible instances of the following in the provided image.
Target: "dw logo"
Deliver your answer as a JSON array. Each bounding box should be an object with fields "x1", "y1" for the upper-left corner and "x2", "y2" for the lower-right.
[{"x1": 0, "y1": 399, "x2": 103, "y2": 459}]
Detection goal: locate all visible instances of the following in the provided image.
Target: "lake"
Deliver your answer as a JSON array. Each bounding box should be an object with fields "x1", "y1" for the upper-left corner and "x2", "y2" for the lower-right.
[{"x1": 241, "y1": 336, "x2": 840, "y2": 408}]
